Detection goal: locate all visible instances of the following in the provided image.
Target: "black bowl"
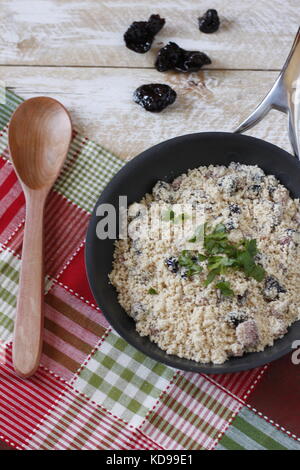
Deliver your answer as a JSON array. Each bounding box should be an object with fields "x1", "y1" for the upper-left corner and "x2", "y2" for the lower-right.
[{"x1": 85, "y1": 132, "x2": 300, "y2": 373}]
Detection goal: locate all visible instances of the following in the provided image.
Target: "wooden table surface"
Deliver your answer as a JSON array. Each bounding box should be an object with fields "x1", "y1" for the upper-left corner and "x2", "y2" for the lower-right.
[
  {"x1": 0, "y1": 0, "x2": 299, "y2": 161},
  {"x1": 0, "y1": 0, "x2": 299, "y2": 451}
]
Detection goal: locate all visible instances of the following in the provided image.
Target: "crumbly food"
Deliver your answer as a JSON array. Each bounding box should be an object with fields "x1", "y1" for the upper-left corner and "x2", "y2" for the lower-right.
[{"x1": 109, "y1": 163, "x2": 300, "y2": 364}]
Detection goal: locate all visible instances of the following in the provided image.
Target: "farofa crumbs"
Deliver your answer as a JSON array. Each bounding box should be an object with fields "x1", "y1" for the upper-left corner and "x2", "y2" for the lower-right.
[{"x1": 109, "y1": 163, "x2": 300, "y2": 364}]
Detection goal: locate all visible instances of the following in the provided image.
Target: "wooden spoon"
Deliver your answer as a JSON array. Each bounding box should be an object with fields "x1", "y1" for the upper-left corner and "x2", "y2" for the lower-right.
[{"x1": 8, "y1": 97, "x2": 72, "y2": 378}]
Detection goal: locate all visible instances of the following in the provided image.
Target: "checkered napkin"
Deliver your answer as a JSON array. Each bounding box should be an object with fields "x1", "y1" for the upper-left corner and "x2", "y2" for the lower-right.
[{"x1": 0, "y1": 89, "x2": 299, "y2": 450}]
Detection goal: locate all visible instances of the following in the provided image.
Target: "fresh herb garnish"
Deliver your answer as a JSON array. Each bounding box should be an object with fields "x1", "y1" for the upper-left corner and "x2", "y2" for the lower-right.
[
  {"x1": 207, "y1": 255, "x2": 235, "y2": 273},
  {"x1": 178, "y1": 223, "x2": 266, "y2": 289},
  {"x1": 185, "y1": 264, "x2": 203, "y2": 277},
  {"x1": 178, "y1": 250, "x2": 203, "y2": 277},
  {"x1": 178, "y1": 250, "x2": 195, "y2": 267},
  {"x1": 235, "y1": 249, "x2": 265, "y2": 281},
  {"x1": 148, "y1": 287, "x2": 158, "y2": 295},
  {"x1": 242, "y1": 239, "x2": 258, "y2": 257},
  {"x1": 204, "y1": 223, "x2": 229, "y2": 254},
  {"x1": 215, "y1": 281, "x2": 234, "y2": 297},
  {"x1": 204, "y1": 269, "x2": 218, "y2": 286}
]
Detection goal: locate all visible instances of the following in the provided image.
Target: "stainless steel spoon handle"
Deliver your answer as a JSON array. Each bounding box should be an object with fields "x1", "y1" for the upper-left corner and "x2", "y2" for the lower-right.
[{"x1": 235, "y1": 27, "x2": 300, "y2": 158}]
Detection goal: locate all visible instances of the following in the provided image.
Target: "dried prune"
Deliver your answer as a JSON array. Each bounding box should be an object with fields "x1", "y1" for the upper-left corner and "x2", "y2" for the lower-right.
[
  {"x1": 246, "y1": 184, "x2": 261, "y2": 199},
  {"x1": 155, "y1": 42, "x2": 181, "y2": 72},
  {"x1": 133, "y1": 84, "x2": 176, "y2": 112},
  {"x1": 229, "y1": 203, "x2": 241, "y2": 215},
  {"x1": 155, "y1": 42, "x2": 211, "y2": 73},
  {"x1": 146, "y1": 14, "x2": 165, "y2": 35},
  {"x1": 236, "y1": 320, "x2": 259, "y2": 348},
  {"x1": 226, "y1": 310, "x2": 248, "y2": 327},
  {"x1": 263, "y1": 275, "x2": 286, "y2": 302},
  {"x1": 124, "y1": 14, "x2": 165, "y2": 53},
  {"x1": 218, "y1": 175, "x2": 238, "y2": 195},
  {"x1": 224, "y1": 218, "x2": 238, "y2": 232},
  {"x1": 198, "y1": 9, "x2": 220, "y2": 34},
  {"x1": 165, "y1": 256, "x2": 179, "y2": 273}
]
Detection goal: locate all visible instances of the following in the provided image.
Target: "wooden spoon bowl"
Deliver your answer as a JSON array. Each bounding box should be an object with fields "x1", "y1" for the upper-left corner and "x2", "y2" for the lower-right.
[{"x1": 8, "y1": 97, "x2": 72, "y2": 378}]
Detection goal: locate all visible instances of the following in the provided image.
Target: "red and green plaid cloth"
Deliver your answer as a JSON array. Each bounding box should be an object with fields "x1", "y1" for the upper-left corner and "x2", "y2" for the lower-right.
[{"x1": 0, "y1": 89, "x2": 299, "y2": 451}]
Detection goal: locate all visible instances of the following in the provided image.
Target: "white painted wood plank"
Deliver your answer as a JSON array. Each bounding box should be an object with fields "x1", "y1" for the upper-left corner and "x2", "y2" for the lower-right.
[
  {"x1": 1, "y1": 66, "x2": 292, "y2": 160},
  {"x1": 0, "y1": 0, "x2": 298, "y2": 69}
]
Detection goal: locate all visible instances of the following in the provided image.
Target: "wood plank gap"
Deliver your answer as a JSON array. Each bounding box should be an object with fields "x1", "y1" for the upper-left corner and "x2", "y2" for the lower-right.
[{"x1": 0, "y1": 64, "x2": 281, "y2": 73}]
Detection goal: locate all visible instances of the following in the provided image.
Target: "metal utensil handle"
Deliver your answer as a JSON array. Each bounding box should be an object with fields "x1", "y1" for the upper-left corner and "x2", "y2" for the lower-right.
[{"x1": 235, "y1": 27, "x2": 300, "y2": 158}]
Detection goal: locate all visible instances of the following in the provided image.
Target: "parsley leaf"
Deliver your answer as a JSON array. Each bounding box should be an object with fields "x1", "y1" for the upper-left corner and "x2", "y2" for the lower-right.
[
  {"x1": 235, "y1": 243, "x2": 265, "y2": 281},
  {"x1": 204, "y1": 269, "x2": 218, "y2": 286},
  {"x1": 178, "y1": 250, "x2": 194, "y2": 267},
  {"x1": 148, "y1": 288, "x2": 158, "y2": 295},
  {"x1": 242, "y1": 239, "x2": 258, "y2": 257},
  {"x1": 177, "y1": 250, "x2": 204, "y2": 278},
  {"x1": 215, "y1": 281, "x2": 234, "y2": 297},
  {"x1": 185, "y1": 264, "x2": 203, "y2": 277},
  {"x1": 176, "y1": 222, "x2": 265, "y2": 287},
  {"x1": 203, "y1": 224, "x2": 229, "y2": 254}
]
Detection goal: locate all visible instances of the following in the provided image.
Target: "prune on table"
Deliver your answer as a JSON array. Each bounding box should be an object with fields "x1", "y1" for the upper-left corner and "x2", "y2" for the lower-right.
[
  {"x1": 124, "y1": 14, "x2": 165, "y2": 53},
  {"x1": 263, "y1": 275, "x2": 286, "y2": 302},
  {"x1": 155, "y1": 42, "x2": 182, "y2": 72},
  {"x1": 155, "y1": 42, "x2": 211, "y2": 73},
  {"x1": 165, "y1": 256, "x2": 179, "y2": 273},
  {"x1": 198, "y1": 9, "x2": 220, "y2": 34},
  {"x1": 133, "y1": 84, "x2": 177, "y2": 112},
  {"x1": 146, "y1": 14, "x2": 165, "y2": 35}
]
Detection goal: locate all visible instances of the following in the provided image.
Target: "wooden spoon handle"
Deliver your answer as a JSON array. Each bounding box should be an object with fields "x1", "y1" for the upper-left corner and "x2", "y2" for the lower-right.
[{"x1": 13, "y1": 193, "x2": 46, "y2": 378}]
